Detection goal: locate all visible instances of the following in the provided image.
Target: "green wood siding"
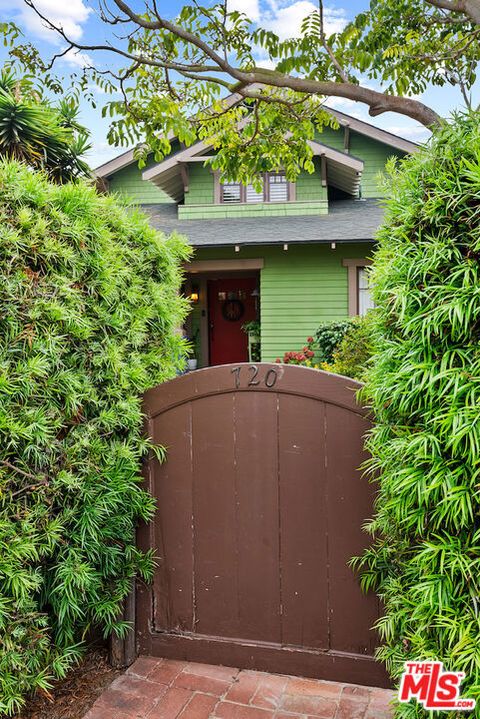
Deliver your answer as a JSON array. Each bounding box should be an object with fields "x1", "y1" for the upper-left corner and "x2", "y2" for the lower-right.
[
  {"x1": 315, "y1": 125, "x2": 345, "y2": 151},
  {"x1": 179, "y1": 200, "x2": 327, "y2": 219},
  {"x1": 180, "y1": 158, "x2": 328, "y2": 218},
  {"x1": 105, "y1": 128, "x2": 406, "y2": 207},
  {"x1": 184, "y1": 163, "x2": 214, "y2": 205},
  {"x1": 296, "y1": 157, "x2": 327, "y2": 202},
  {"x1": 107, "y1": 158, "x2": 171, "y2": 204},
  {"x1": 314, "y1": 126, "x2": 403, "y2": 197},
  {"x1": 349, "y1": 134, "x2": 402, "y2": 198},
  {"x1": 192, "y1": 242, "x2": 373, "y2": 363}
]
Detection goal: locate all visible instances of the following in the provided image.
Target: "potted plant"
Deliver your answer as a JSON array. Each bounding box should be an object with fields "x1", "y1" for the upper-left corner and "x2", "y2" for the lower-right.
[
  {"x1": 242, "y1": 320, "x2": 261, "y2": 362},
  {"x1": 185, "y1": 328, "x2": 199, "y2": 371}
]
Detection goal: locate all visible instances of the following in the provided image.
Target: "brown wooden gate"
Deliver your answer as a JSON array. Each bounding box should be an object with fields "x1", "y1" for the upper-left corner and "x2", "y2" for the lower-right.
[{"x1": 136, "y1": 363, "x2": 388, "y2": 688}]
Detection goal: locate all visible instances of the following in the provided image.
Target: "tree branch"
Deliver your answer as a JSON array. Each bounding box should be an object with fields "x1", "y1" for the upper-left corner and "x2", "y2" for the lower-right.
[
  {"x1": 318, "y1": 0, "x2": 349, "y2": 83},
  {"x1": 24, "y1": 0, "x2": 444, "y2": 128},
  {"x1": 0, "y1": 459, "x2": 41, "y2": 482},
  {"x1": 112, "y1": 0, "x2": 244, "y2": 80},
  {"x1": 425, "y1": 0, "x2": 480, "y2": 24}
]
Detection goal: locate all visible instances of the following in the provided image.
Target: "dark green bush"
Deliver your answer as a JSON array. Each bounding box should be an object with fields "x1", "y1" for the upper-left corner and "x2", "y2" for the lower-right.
[
  {"x1": 314, "y1": 320, "x2": 352, "y2": 363},
  {"x1": 357, "y1": 115, "x2": 480, "y2": 717},
  {"x1": 0, "y1": 161, "x2": 190, "y2": 714},
  {"x1": 326, "y1": 314, "x2": 374, "y2": 381}
]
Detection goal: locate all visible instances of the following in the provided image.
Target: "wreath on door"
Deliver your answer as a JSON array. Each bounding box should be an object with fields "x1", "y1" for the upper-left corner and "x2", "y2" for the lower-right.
[{"x1": 222, "y1": 299, "x2": 245, "y2": 322}]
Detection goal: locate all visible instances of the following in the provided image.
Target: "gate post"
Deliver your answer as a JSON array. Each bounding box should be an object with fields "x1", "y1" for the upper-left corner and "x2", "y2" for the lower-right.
[{"x1": 109, "y1": 580, "x2": 137, "y2": 668}]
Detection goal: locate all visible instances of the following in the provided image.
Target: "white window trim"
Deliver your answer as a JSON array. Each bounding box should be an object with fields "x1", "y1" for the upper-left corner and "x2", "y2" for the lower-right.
[{"x1": 342, "y1": 258, "x2": 373, "y2": 316}]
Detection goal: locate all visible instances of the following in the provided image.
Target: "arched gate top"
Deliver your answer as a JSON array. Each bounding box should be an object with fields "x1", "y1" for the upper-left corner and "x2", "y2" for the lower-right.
[{"x1": 143, "y1": 363, "x2": 365, "y2": 418}]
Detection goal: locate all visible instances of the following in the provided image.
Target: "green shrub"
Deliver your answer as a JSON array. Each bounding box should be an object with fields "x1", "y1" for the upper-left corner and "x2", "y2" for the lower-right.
[
  {"x1": 0, "y1": 161, "x2": 191, "y2": 714},
  {"x1": 314, "y1": 320, "x2": 352, "y2": 363},
  {"x1": 325, "y1": 314, "x2": 374, "y2": 381},
  {"x1": 356, "y1": 115, "x2": 480, "y2": 716}
]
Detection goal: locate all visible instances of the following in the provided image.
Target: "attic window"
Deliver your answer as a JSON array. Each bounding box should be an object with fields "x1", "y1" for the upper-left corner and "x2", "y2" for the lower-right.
[
  {"x1": 219, "y1": 172, "x2": 291, "y2": 204},
  {"x1": 221, "y1": 182, "x2": 242, "y2": 203},
  {"x1": 268, "y1": 172, "x2": 288, "y2": 202},
  {"x1": 245, "y1": 182, "x2": 264, "y2": 203}
]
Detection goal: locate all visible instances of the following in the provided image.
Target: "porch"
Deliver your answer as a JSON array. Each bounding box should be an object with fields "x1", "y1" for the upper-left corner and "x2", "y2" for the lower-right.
[{"x1": 183, "y1": 242, "x2": 373, "y2": 368}]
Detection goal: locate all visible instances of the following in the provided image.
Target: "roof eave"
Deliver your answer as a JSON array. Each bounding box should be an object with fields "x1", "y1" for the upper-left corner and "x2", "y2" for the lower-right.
[
  {"x1": 187, "y1": 237, "x2": 376, "y2": 248},
  {"x1": 326, "y1": 107, "x2": 420, "y2": 154},
  {"x1": 95, "y1": 100, "x2": 419, "y2": 178}
]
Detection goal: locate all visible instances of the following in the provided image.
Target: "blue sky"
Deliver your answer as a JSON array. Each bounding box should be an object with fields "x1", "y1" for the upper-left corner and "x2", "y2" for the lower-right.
[{"x1": 0, "y1": 0, "x2": 476, "y2": 168}]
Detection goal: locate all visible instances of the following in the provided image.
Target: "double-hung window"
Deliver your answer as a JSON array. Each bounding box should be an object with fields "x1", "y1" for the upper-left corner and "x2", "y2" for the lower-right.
[
  {"x1": 342, "y1": 259, "x2": 375, "y2": 316},
  {"x1": 357, "y1": 266, "x2": 375, "y2": 316}
]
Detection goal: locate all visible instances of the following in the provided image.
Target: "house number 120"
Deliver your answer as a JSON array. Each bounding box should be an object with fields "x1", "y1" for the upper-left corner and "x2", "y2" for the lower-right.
[{"x1": 231, "y1": 365, "x2": 278, "y2": 389}]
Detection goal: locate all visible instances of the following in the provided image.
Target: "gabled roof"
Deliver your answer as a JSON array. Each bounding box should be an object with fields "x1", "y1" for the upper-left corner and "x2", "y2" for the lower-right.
[
  {"x1": 95, "y1": 148, "x2": 137, "y2": 178},
  {"x1": 142, "y1": 140, "x2": 212, "y2": 201},
  {"x1": 308, "y1": 140, "x2": 363, "y2": 195},
  {"x1": 142, "y1": 199, "x2": 384, "y2": 247},
  {"x1": 141, "y1": 136, "x2": 364, "y2": 201},
  {"x1": 95, "y1": 102, "x2": 419, "y2": 179},
  {"x1": 95, "y1": 88, "x2": 249, "y2": 178},
  {"x1": 325, "y1": 107, "x2": 419, "y2": 154}
]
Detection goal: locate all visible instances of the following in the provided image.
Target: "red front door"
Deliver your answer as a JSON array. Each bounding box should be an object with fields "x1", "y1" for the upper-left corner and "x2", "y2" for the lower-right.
[{"x1": 208, "y1": 277, "x2": 258, "y2": 366}]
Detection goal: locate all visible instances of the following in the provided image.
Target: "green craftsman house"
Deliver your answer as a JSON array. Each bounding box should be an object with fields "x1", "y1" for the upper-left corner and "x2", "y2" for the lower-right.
[{"x1": 95, "y1": 108, "x2": 417, "y2": 367}]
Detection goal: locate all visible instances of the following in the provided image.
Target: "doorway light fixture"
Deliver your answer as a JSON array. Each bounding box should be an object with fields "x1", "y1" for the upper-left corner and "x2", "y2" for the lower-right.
[{"x1": 189, "y1": 284, "x2": 199, "y2": 303}]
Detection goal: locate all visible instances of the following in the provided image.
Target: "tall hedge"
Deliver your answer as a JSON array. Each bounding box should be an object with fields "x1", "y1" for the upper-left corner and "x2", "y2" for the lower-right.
[
  {"x1": 0, "y1": 161, "x2": 190, "y2": 714},
  {"x1": 360, "y1": 115, "x2": 480, "y2": 717}
]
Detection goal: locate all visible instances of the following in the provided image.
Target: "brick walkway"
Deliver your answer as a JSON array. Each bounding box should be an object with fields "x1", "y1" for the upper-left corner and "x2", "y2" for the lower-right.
[{"x1": 83, "y1": 657, "x2": 394, "y2": 719}]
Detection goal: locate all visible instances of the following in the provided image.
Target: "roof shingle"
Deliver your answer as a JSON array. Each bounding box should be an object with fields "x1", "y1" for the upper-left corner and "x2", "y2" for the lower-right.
[{"x1": 141, "y1": 199, "x2": 384, "y2": 247}]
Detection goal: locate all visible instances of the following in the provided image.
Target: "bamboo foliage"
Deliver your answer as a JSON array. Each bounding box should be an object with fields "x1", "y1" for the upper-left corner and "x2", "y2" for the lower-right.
[
  {"x1": 357, "y1": 114, "x2": 480, "y2": 718},
  {"x1": 0, "y1": 161, "x2": 191, "y2": 715}
]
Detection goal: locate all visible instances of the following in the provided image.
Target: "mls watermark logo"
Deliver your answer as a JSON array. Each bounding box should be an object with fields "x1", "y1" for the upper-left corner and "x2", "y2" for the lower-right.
[{"x1": 399, "y1": 661, "x2": 475, "y2": 711}]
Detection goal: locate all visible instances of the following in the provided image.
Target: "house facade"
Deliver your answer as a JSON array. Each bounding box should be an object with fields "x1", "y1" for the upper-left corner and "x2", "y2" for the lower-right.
[{"x1": 96, "y1": 109, "x2": 417, "y2": 367}]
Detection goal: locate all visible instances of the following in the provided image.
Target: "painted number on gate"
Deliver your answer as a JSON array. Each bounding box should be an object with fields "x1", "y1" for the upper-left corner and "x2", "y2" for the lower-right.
[{"x1": 231, "y1": 365, "x2": 278, "y2": 389}]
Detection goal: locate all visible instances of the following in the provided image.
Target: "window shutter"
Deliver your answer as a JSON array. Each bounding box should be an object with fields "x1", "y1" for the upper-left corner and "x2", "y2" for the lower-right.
[
  {"x1": 245, "y1": 183, "x2": 264, "y2": 203},
  {"x1": 268, "y1": 172, "x2": 288, "y2": 202}
]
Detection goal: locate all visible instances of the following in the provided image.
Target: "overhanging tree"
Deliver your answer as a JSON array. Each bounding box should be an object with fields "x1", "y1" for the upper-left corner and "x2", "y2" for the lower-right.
[{"x1": 7, "y1": 0, "x2": 479, "y2": 181}]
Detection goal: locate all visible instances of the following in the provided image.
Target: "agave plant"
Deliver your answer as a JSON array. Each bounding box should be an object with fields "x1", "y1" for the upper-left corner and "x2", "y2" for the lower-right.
[{"x1": 0, "y1": 70, "x2": 91, "y2": 182}]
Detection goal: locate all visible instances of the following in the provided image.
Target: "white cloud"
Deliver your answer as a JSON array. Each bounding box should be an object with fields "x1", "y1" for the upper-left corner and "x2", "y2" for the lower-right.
[
  {"x1": 61, "y1": 47, "x2": 93, "y2": 68},
  {"x1": 87, "y1": 141, "x2": 118, "y2": 167},
  {"x1": 262, "y1": 1, "x2": 347, "y2": 40},
  {"x1": 227, "y1": 0, "x2": 260, "y2": 21},
  {"x1": 226, "y1": 1, "x2": 347, "y2": 39},
  {"x1": 0, "y1": 0, "x2": 92, "y2": 43},
  {"x1": 383, "y1": 124, "x2": 431, "y2": 141},
  {"x1": 325, "y1": 97, "x2": 364, "y2": 112}
]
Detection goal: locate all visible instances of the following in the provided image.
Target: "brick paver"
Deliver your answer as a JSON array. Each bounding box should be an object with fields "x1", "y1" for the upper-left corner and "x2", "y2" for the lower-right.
[{"x1": 83, "y1": 658, "x2": 394, "y2": 719}]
